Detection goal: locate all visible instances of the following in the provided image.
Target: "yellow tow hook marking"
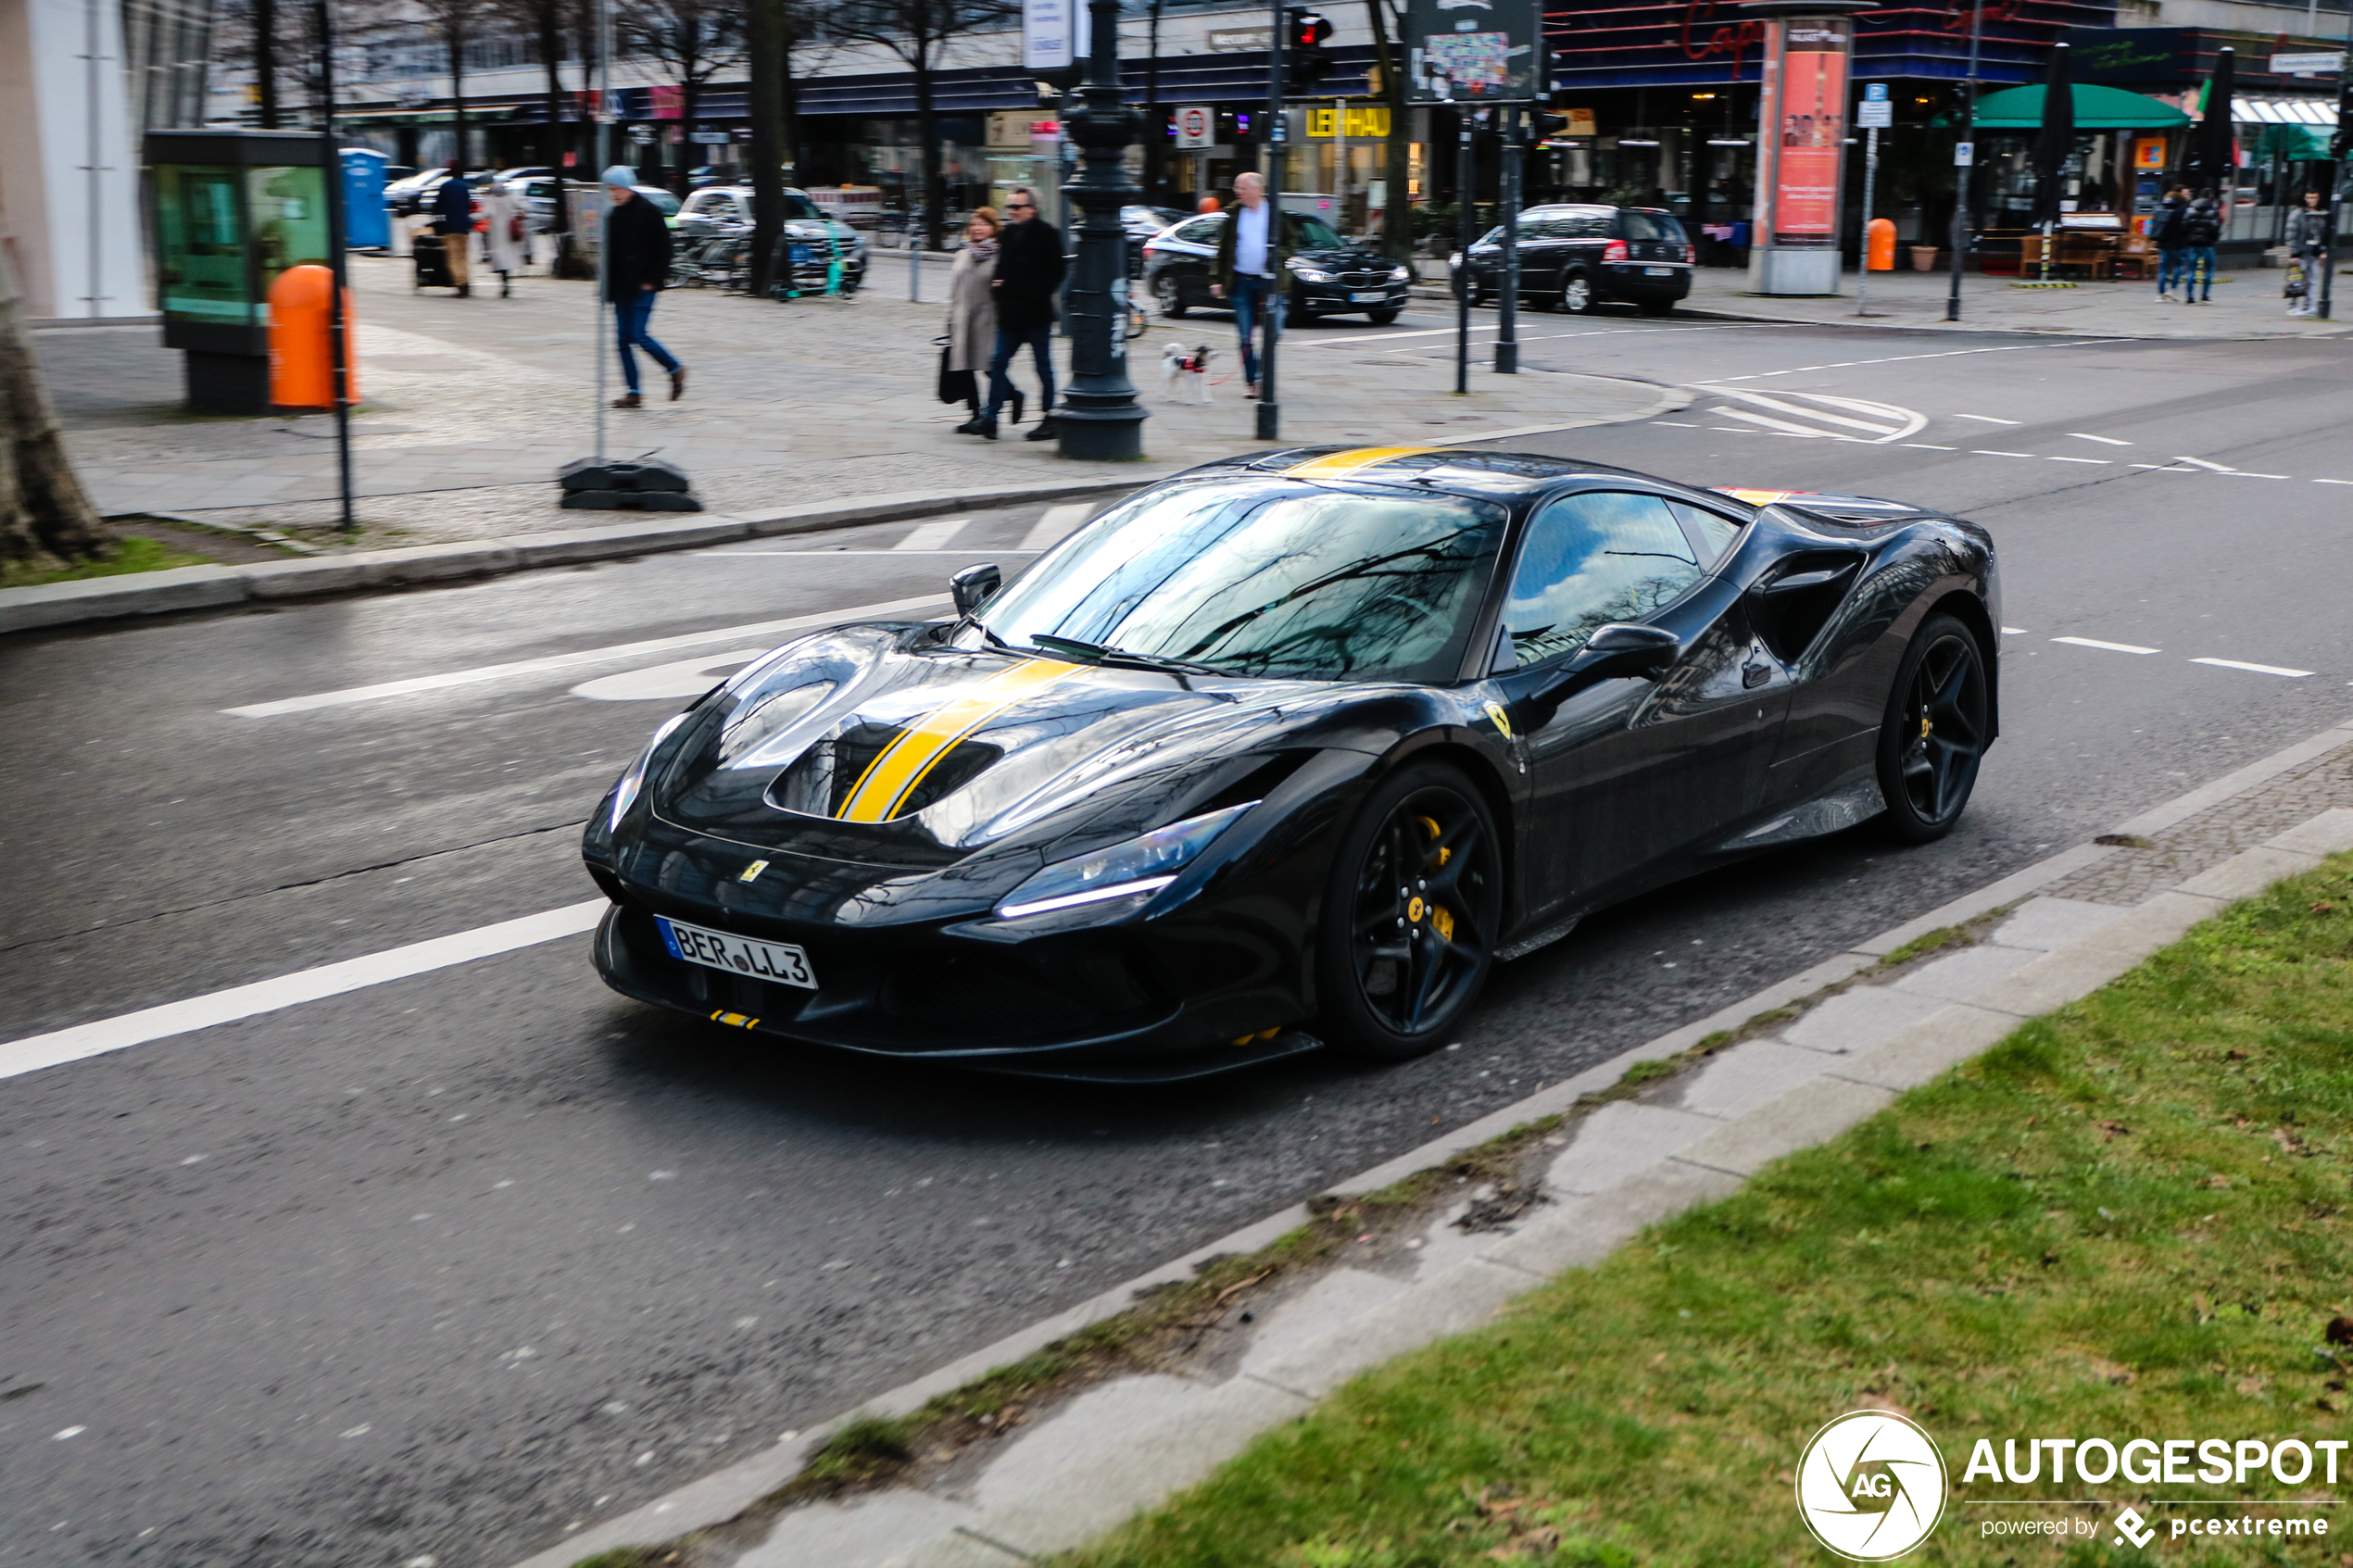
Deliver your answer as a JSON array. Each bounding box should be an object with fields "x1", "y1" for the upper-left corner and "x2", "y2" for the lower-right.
[{"x1": 711, "y1": 1010, "x2": 761, "y2": 1029}]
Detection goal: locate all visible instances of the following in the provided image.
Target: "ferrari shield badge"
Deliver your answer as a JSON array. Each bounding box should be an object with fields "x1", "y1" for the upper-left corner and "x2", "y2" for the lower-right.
[{"x1": 1483, "y1": 700, "x2": 1514, "y2": 740}]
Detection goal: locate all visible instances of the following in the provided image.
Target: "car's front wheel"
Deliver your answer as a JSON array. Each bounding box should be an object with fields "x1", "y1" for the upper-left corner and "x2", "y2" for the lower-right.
[
  {"x1": 1315, "y1": 763, "x2": 1502, "y2": 1060},
  {"x1": 1366, "y1": 307, "x2": 1400, "y2": 324},
  {"x1": 1561, "y1": 272, "x2": 1596, "y2": 314},
  {"x1": 1877, "y1": 612, "x2": 1991, "y2": 842},
  {"x1": 1153, "y1": 272, "x2": 1188, "y2": 318}
]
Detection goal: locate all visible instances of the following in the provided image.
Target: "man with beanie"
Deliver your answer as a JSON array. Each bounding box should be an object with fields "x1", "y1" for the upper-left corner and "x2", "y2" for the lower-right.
[
  {"x1": 601, "y1": 167, "x2": 684, "y2": 408},
  {"x1": 434, "y1": 159, "x2": 475, "y2": 297}
]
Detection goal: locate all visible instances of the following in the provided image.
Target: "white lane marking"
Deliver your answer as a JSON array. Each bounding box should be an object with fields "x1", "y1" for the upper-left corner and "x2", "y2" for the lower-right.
[
  {"x1": 2046, "y1": 456, "x2": 2111, "y2": 464},
  {"x1": 1702, "y1": 387, "x2": 1921, "y2": 441},
  {"x1": 1706, "y1": 338, "x2": 2133, "y2": 383},
  {"x1": 893, "y1": 518, "x2": 970, "y2": 551},
  {"x1": 694, "y1": 549, "x2": 1042, "y2": 557},
  {"x1": 1021, "y1": 502, "x2": 1094, "y2": 551},
  {"x1": 1954, "y1": 413, "x2": 2020, "y2": 424},
  {"x1": 2192, "y1": 658, "x2": 2314, "y2": 678},
  {"x1": 2316, "y1": 478, "x2": 2353, "y2": 485},
  {"x1": 0, "y1": 902, "x2": 607, "y2": 1083},
  {"x1": 223, "y1": 595, "x2": 951, "y2": 718},
  {"x1": 1716, "y1": 408, "x2": 1842, "y2": 438},
  {"x1": 2002, "y1": 627, "x2": 2029, "y2": 634},
  {"x1": 2070, "y1": 432, "x2": 2133, "y2": 445},
  {"x1": 2220, "y1": 471, "x2": 2291, "y2": 480},
  {"x1": 1970, "y1": 450, "x2": 2036, "y2": 458},
  {"x1": 2053, "y1": 636, "x2": 2161, "y2": 655},
  {"x1": 572, "y1": 648, "x2": 766, "y2": 701},
  {"x1": 1903, "y1": 443, "x2": 1957, "y2": 450},
  {"x1": 2174, "y1": 456, "x2": 2233, "y2": 471}
]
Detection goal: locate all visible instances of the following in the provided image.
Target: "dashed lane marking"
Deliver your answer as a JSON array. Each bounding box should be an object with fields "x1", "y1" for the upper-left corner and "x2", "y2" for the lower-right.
[
  {"x1": 2052, "y1": 636, "x2": 2162, "y2": 655},
  {"x1": 1955, "y1": 413, "x2": 2021, "y2": 424},
  {"x1": 2174, "y1": 456, "x2": 2233, "y2": 471},
  {"x1": 222, "y1": 594, "x2": 952, "y2": 718},
  {"x1": 0, "y1": 902, "x2": 608, "y2": 1082},
  {"x1": 1970, "y1": 450, "x2": 2036, "y2": 458},
  {"x1": 2192, "y1": 658, "x2": 2315, "y2": 679},
  {"x1": 2070, "y1": 433, "x2": 2133, "y2": 445},
  {"x1": 1704, "y1": 338, "x2": 2133, "y2": 383}
]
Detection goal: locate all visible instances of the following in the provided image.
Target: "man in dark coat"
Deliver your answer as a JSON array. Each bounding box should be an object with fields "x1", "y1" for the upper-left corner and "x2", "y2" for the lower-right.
[
  {"x1": 2150, "y1": 187, "x2": 2189, "y2": 301},
  {"x1": 433, "y1": 160, "x2": 475, "y2": 297},
  {"x1": 602, "y1": 166, "x2": 684, "y2": 408},
  {"x1": 964, "y1": 186, "x2": 1063, "y2": 442},
  {"x1": 2180, "y1": 188, "x2": 2222, "y2": 306}
]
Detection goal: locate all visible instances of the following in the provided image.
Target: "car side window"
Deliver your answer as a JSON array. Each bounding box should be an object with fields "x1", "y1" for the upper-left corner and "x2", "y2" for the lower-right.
[
  {"x1": 1667, "y1": 499, "x2": 1744, "y2": 566},
  {"x1": 1500, "y1": 493, "x2": 1702, "y2": 668},
  {"x1": 1174, "y1": 217, "x2": 1223, "y2": 245}
]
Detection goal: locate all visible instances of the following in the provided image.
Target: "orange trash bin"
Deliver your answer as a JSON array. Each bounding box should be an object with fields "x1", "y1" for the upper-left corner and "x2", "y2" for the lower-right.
[
  {"x1": 268, "y1": 264, "x2": 361, "y2": 410},
  {"x1": 1866, "y1": 217, "x2": 1897, "y2": 273}
]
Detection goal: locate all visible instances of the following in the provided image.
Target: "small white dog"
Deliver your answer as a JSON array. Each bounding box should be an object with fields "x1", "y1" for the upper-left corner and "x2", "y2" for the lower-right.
[{"x1": 1160, "y1": 341, "x2": 1215, "y2": 405}]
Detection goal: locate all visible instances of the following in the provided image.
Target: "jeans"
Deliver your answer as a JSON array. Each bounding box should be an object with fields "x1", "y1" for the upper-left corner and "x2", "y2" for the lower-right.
[
  {"x1": 2183, "y1": 246, "x2": 2218, "y2": 300},
  {"x1": 615, "y1": 290, "x2": 679, "y2": 393},
  {"x1": 1230, "y1": 274, "x2": 1282, "y2": 386},
  {"x1": 985, "y1": 322, "x2": 1054, "y2": 420},
  {"x1": 2155, "y1": 248, "x2": 2186, "y2": 295}
]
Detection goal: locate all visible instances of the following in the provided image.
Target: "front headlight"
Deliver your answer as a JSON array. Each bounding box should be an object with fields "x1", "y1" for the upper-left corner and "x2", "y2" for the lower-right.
[
  {"x1": 1388, "y1": 264, "x2": 1410, "y2": 282},
  {"x1": 994, "y1": 802, "x2": 1256, "y2": 921},
  {"x1": 1286, "y1": 258, "x2": 1332, "y2": 282},
  {"x1": 609, "y1": 713, "x2": 689, "y2": 832}
]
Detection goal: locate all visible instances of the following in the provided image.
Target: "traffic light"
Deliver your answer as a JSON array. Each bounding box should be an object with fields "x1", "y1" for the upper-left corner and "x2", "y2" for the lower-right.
[
  {"x1": 1286, "y1": 7, "x2": 1332, "y2": 92},
  {"x1": 1530, "y1": 107, "x2": 1572, "y2": 145}
]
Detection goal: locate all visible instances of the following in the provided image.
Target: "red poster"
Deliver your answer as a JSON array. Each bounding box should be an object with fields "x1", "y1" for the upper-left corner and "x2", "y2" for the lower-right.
[{"x1": 1773, "y1": 32, "x2": 1846, "y2": 244}]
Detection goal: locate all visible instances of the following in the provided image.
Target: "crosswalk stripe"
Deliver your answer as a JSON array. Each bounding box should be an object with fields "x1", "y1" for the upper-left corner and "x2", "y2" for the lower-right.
[
  {"x1": 1020, "y1": 502, "x2": 1095, "y2": 551},
  {"x1": 894, "y1": 518, "x2": 971, "y2": 550}
]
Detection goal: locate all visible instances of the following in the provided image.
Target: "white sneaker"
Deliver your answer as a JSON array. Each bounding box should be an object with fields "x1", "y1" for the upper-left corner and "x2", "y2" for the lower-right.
[{"x1": 2158, "y1": 290, "x2": 2178, "y2": 303}]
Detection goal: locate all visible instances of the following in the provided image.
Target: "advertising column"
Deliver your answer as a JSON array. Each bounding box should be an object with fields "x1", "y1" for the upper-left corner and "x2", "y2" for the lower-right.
[{"x1": 1743, "y1": 0, "x2": 1873, "y2": 295}]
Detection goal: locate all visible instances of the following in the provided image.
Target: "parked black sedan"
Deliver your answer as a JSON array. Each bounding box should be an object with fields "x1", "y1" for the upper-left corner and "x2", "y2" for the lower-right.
[
  {"x1": 585, "y1": 449, "x2": 1997, "y2": 1082},
  {"x1": 1141, "y1": 209, "x2": 1413, "y2": 324},
  {"x1": 1457, "y1": 204, "x2": 1694, "y2": 316}
]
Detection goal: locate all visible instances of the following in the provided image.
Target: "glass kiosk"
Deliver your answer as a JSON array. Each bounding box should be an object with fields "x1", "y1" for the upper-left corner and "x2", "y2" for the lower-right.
[{"x1": 145, "y1": 130, "x2": 334, "y2": 413}]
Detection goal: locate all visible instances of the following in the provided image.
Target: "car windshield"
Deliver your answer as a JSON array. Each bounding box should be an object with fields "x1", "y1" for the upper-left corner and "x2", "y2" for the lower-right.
[
  {"x1": 976, "y1": 479, "x2": 1507, "y2": 684},
  {"x1": 1287, "y1": 213, "x2": 1343, "y2": 249}
]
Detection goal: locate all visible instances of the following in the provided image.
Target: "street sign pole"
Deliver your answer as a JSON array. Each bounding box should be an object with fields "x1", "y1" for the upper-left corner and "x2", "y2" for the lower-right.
[
  {"x1": 317, "y1": 0, "x2": 355, "y2": 531},
  {"x1": 2322, "y1": 32, "x2": 2353, "y2": 320},
  {"x1": 1495, "y1": 103, "x2": 1519, "y2": 374},
  {"x1": 1257, "y1": 0, "x2": 1284, "y2": 441},
  {"x1": 1456, "y1": 107, "x2": 1473, "y2": 395},
  {"x1": 1856, "y1": 82, "x2": 1889, "y2": 318},
  {"x1": 1946, "y1": 0, "x2": 1981, "y2": 321}
]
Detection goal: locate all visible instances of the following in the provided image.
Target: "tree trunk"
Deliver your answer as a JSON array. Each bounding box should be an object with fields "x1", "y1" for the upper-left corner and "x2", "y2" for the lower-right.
[
  {"x1": 749, "y1": 0, "x2": 785, "y2": 296},
  {"x1": 0, "y1": 244, "x2": 106, "y2": 571},
  {"x1": 914, "y1": 61, "x2": 942, "y2": 251},
  {"x1": 1366, "y1": 0, "x2": 1412, "y2": 262},
  {"x1": 448, "y1": 32, "x2": 468, "y2": 167},
  {"x1": 255, "y1": 0, "x2": 280, "y2": 127},
  {"x1": 539, "y1": 2, "x2": 567, "y2": 181}
]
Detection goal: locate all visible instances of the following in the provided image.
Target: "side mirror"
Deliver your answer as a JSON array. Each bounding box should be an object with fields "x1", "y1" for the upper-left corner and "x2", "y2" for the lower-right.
[
  {"x1": 950, "y1": 561, "x2": 1002, "y2": 618},
  {"x1": 1527, "y1": 622, "x2": 1681, "y2": 720}
]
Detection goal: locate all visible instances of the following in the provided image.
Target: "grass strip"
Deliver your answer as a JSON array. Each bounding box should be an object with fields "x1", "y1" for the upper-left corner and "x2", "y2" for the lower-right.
[
  {"x1": 1, "y1": 535, "x2": 212, "y2": 589},
  {"x1": 1055, "y1": 859, "x2": 2353, "y2": 1567}
]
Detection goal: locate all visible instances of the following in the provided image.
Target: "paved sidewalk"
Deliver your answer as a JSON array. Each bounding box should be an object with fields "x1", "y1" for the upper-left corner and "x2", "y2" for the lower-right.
[
  {"x1": 1682, "y1": 258, "x2": 2353, "y2": 338},
  {"x1": 35, "y1": 257, "x2": 1676, "y2": 550},
  {"x1": 516, "y1": 715, "x2": 2353, "y2": 1568}
]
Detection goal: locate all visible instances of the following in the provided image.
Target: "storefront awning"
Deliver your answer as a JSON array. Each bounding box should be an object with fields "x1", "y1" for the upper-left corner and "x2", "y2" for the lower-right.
[
  {"x1": 1968, "y1": 82, "x2": 2192, "y2": 129},
  {"x1": 2252, "y1": 122, "x2": 2332, "y2": 157}
]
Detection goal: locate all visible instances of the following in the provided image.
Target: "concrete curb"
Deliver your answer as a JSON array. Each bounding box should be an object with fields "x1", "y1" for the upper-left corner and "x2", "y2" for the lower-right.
[
  {"x1": 0, "y1": 478, "x2": 1143, "y2": 637},
  {"x1": 505, "y1": 711, "x2": 2353, "y2": 1568}
]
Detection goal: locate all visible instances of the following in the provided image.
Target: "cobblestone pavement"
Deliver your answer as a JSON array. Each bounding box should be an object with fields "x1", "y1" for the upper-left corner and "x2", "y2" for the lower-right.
[
  {"x1": 40, "y1": 255, "x2": 1678, "y2": 548},
  {"x1": 1683, "y1": 262, "x2": 2353, "y2": 339},
  {"x1": 2046, "y1": 737, "x2": 2353, "y2": 905}
]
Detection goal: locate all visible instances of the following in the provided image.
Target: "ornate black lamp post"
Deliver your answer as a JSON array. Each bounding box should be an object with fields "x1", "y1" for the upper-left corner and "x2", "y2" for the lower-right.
[{"x1": 1056, "y1": 0, "x2": 1149, "y2": 460}]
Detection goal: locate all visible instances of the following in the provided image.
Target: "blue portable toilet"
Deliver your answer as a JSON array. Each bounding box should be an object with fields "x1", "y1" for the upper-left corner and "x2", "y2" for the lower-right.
[{"x1": 341, "y1": 147, "x2": 389, "y2": 249}]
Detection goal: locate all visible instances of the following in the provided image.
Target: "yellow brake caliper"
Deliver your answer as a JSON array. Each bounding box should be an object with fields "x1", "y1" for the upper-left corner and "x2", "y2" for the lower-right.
[{"x1": 1416, "y1": 815, "x2": 1455, "y2": 943}]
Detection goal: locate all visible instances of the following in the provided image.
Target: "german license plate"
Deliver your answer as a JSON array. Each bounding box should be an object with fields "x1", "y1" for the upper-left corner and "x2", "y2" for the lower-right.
[
  {"x1": 1351, "y1": 290, "x2": 1385, "y2": 303},
  {"x1": 1644, "y1": 266, "x2": 1674, "y2": 276},
  {"x1": 656, "y1": 916, "x2": 817, "y2": 989},
  {"x1": 789, "y1": 244, "x2": 813, "y2": 263}
]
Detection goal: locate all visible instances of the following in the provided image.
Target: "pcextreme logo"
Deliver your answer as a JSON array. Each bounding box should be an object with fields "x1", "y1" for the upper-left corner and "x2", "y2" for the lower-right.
[{"x1": 1795, "y1": 1411, "x2": 1949, "y2": 1562}]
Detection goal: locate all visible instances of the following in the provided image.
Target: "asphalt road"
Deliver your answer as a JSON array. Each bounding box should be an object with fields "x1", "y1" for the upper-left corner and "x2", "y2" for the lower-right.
[{"x1": 6, "y1": 306, "x2": 2352, "y2": 1568}]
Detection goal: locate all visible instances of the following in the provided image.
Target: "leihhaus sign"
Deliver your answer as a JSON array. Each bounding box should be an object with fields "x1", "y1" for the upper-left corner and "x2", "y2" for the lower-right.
[{"x1": 1208, "y1": 26, "x2": 1274, "y2": 51}]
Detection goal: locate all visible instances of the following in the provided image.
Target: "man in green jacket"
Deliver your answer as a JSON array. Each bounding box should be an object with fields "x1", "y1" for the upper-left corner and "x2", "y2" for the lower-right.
[{"x1": 1211, "y1": 172, "x2": 1290, "y2": 399}]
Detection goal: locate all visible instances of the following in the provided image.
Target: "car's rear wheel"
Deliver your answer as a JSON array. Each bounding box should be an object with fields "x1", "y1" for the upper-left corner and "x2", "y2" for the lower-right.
[
  {"x1": 1153, "y1": 272, "x2": 1188, "y2": 318},
  {"x1": 1316, "y1": 763, "x2": 1502, "y2": 1060},
  {"x1": 1561, "y1": 272, "x2": 1595, "y2": 314},
  {"x1": 1877, "y1": 613, "x2": 1990, "y2": 843}
]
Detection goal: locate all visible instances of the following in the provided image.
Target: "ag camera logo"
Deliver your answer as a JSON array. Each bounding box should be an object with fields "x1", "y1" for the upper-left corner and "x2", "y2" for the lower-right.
[{"x1": 1795, "y1": 1411, "x2": 1948, "y2": 1561}]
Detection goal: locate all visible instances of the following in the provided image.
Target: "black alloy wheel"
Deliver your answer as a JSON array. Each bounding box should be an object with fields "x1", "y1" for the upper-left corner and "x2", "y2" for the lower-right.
[
  {"x1": 1316, "y1": 763, "x2": 1503, "y2": 1060},
  {"x1": 1561, "y1": 272, "x2": 1596, "y2": 314},
  {"x1": 1153, "y1": 272, "x2": 1189, "y2": 318},
  {"x1": 1877, "y1": 612, "x2": 1990, "y2": 843},
  {"x1": 1366, "y1": 307, "x2": 1400, "y2": 324}
]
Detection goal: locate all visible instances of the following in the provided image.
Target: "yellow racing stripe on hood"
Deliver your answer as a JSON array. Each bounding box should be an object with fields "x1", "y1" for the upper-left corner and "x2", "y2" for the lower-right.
[
  {"x1": 1283, "y1": 445, "x2": 1442, "y2": 479},
  {"x1": 835, "y1": 658, "x2": 1083, "y2": 822}
]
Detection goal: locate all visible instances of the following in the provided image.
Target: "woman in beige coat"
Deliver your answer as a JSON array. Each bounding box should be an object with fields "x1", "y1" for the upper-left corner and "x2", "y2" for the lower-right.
[{"x1": 947, "y1": 207, "x2": 1017, "y2": 427}]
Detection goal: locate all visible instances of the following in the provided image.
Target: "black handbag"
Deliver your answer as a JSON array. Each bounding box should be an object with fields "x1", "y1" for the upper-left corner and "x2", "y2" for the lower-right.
[{"x1": 936, "y1": 337, "x2": 975, "y2": 406}]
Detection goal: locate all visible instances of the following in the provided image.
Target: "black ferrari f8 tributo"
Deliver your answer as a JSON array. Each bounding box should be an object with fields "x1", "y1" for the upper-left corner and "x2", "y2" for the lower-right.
[{"x1": 584, "y1": 446, "x2": 1998, "y2": 1081}]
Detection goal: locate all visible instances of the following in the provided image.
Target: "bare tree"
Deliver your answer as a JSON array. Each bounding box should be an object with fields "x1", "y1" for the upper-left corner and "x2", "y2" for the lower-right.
[
  {"x1": 411, "y1": 0, "x2": 477, "y2": 165},
  {"x1": 0, "y1": 244, "x2": 105, "y2": 571},
  {"x1": 1142, "y1": 0, "x2": 1164, "y2": 201},
  {"x1": 616, "y1": 0, "x2": 748, "y2": 182},
  {"x1": 1365, "y1": 0, "x2": 1412, "y2": 261},
  {"x1": 212, "y1": 0, "x2": 283, "y2": 125},
  {"x1": 832, "y1": 0, "x2": 1015, "y2": 250}
]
